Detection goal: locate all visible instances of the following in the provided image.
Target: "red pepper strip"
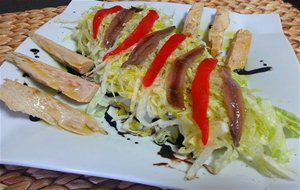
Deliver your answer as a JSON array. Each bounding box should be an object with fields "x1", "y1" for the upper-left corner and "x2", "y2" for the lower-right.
[
  {"x1": 191, "y1": 58, "x2": 218, "y2": 145},
  {"x1": 92, "y1": 6, "x2": 123, "y2": 40},
  {"x1": 103, "y1": 10, "x2": 159, "y2": 61},
  {"x1": 142, "y1": 33, "x2": 186, "y2": 87}
]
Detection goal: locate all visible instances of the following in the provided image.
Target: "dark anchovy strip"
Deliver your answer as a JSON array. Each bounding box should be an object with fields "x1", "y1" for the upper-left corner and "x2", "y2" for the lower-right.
[
  {"x1": 122, "y1": 26, "x2": 175, "y2": 67},
  {"x1": 221, "y1": 67, "x2": 245, "y2": 147},
  {"x1": 102, "y1": 7, "x2": 142, "y2": 49},
  {"x1": 166, "y1": 45, "x2": 205, "y2": 109}
]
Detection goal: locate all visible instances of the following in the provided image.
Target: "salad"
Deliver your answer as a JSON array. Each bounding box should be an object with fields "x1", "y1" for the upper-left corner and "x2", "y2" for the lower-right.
[
  {"x1": 1, "y1": 2, "x2": 299, "y2": 182},
  {"x1": 72, "y1": 3, "x2": 300, "y2": 180}
]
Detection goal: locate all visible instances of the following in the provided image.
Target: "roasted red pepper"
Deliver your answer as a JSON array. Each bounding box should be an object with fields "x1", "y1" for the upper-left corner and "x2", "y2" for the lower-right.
[
  {"x1": 103, "y1": 10, "x2": 159, "y2": 61},
  {"x1": 92, "y1": 6, "x2": 123, "y2": 40},
  {"x1": 191, "y1": 58, "x2": 218, "y2": 145},
  {"x1": 142, "y1": 33, "x2": 186, "y2": 87}
]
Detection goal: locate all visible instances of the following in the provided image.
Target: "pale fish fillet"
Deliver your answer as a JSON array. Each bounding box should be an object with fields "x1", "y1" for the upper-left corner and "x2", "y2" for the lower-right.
[
  {"x1": 208, "y1": 8, "x2": 230, "y2": 57},
  {"x1": 226, "y1": 29, "x2": 252, "y2": 70},
  {"x1": 182, "y1": 2, "x2": 204, "y2": 38},
  {"x1": 30, "y1": 33, "x2": 94, "y2": 74},
  {"x1": 0, "y1": 79, "x2": 106, "y2": 135},
  {"x1": 6, "y1": 52, "x2": 99, "y2": 103}
]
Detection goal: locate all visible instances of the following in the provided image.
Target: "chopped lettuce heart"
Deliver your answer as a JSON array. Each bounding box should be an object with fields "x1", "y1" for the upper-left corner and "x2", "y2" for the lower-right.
[
  {"x1": 74, "y1": 5, "x2": 300, "y2": 181},
  {"x1": 274, "y1": 106, "x2": 300, "y2": 138},
  {"x1": 154, "y1": 125, "x2": 180, "y2": 145}
]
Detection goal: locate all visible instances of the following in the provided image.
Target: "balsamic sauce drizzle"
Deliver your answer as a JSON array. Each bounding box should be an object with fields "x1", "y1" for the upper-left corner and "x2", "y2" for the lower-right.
[
  {"x1": 151, "y1": 117, "x2": 159, "y2": 123},
  {"x1": 105, "y1": 92, "x2": 120, "y2": 97},
  {"x1": 157, "y1": 144, "x2": 192, "y2": 165},
  {"x1": 66, "y1": 67, "x2": 82, "y2": 77},
  {"x1": 173, "y1": 133, "x2": 184, "y2": 148},
  {"x1": 234, "y1": 59, "x2": 272, "y2": 75},
  {"x1": 22, "y1": 73, "x2": 30, "y2": 78},
  {"x1": 234, "y1": 67, "x2": 272, "y2": 75},
  {"x1": 104, "y1": 106, "x2": 129, "y2": 138},
  {"x1": 29, "y1": 115, "x2": 41, "y2": 122},
  {"x1": 158, "y1": 145, "x2": 176, "y2": 159},
  {"x1": 153, "y1": 162, "x2": 168, "y2": 166},
  {"x1": 30, "y1": 48, "x2": 40, "y2": 58}
]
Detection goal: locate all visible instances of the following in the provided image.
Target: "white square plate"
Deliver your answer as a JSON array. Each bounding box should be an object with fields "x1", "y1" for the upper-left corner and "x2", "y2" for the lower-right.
[{"x1": 1, "y1": 1, "x2": 299, "y2": 189}]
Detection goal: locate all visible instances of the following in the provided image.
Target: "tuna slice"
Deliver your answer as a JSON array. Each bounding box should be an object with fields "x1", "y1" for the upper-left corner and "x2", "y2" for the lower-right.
[
  {"x1": 0, "y1": 79, "x2": 106, "y2": 135},
  {"x1": 183, "y1": 2, "x2": 204, "y2": 38},
  {"x1": 226, "y1": 29, "x2": 252, "y2": 70},
  {"x1": 30, "y1": 33, "x2": 94, "y2": 74},
  {"x1": 208, "y1": 8, "x2": 230, "y2": 57},
  {"x1": 5, "y1": 52, "x2": 99, "y2": 103}
]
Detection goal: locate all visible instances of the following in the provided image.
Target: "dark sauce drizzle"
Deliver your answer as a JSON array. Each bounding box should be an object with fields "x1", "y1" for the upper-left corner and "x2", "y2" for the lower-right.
[
  {"x1": 117, "y1": 131, "x2": 128, "y2": 137},
  {"x1": 66, "y1": 67, "x2": 82, "y2": 77},
  {"x1": 22, "y1": 73, "x2": 29, "y2": 78},
  {"x1": 234, "y1": 67, "x2": 272, "y2": 75},
  {"x1": 158, "y1": 145, "x2": 176, "y2": 159},
  {"x1": 151, "y1": 117, "x2": 159, "y2": 123},
  {"x1": 133, "y1": 116, "x2": 140, "y2": 123},
  {"x1": 29, "y1": 115, "x2": 41, "y2": 122},
  {"x1": 105, "y1": 92, "x2": 120, "y2": 97},
  {"x1": 157, "y1": 144, "x2": 192, "y2": 165},
  {"x1": 30, "y1": 48, "x2": 40, "y2": 58},
  {"x1": 152, "y1": 162, "x2": 179, "y2": 171},
  {"x1": 104, "y1": 108, "x2": 117, "y2": 128},
  {"x1": 153, "y1": 162, "x2": 168, "y2": 166},
  {"x1": 172, "y1": 133, "x2": 184, "y2": 148},
  {"x1": 235, "y1": 60, "x2": 272, "y2": 75},
  {"x1": 104, "y1": 106, "x2": 129, "y2": 138}
]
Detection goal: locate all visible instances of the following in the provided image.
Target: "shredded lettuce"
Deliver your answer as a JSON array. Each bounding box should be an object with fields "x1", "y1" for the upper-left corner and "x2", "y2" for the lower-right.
[
  {"x1": 73, "y1": 6, "x2": 172, "y2": 65},
  {"x1": 274, "y1": 106, "x2": 300, "y2": 138},
  {"x1": 237, "y1": 93, "x2": 298, "y2": 179},
  {"x1": 154, "y1": 125, "x2": 180, "y2": 145}
]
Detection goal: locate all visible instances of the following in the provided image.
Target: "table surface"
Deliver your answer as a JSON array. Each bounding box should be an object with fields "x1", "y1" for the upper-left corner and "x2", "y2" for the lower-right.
[
  {"x1": 0, "y1": 0, "x2": 299, "y2": 189},
  {"x1": 0, "y1": 0, "x2": 299, "y2": 13},
  {"x1": 0, "y1": 0, "x2": 71, "y2": 14}
]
